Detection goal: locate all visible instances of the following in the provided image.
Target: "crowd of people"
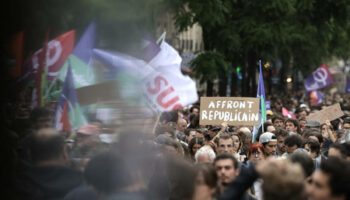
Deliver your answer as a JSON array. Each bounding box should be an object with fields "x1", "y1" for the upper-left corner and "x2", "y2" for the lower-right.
[{"x1": 3, "y1": 89, "x2": 350, "y2": 200}]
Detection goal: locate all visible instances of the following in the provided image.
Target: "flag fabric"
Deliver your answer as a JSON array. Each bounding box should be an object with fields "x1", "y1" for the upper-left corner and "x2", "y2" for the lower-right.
[
  {"x1": 34, "y1": 30, "x2": 49, "y2": 107},
  {"x1": 10, "y1": 31, "x2": 24, "y2": 78},
  {"x1": 282, "y1": 107, "x2": 295, "y2": 118},
  {"x1": 93, "y1": 38, "x2": 198, "y2": 112},
  {"x1": 252, "y1": 60, "x2": 266, "y2": 142},
  {"x1": 310, "y1": 90, "x2": 323, "y2": 106},
  {"x1": 304, "y1": 64, "x2": 334, "y2": 92},
  {"x1": 346, "y1": 78, "x2": 350, "y2": 93},
  {"x1": 23, "y1": 30, "x2": 75, "y2": 79},
  {"x1": 57, "y1": 22, "x2": 96, "y2": 88},
  {"x1": 55, "y1": 63, "x2": 87, "y2": 133}
]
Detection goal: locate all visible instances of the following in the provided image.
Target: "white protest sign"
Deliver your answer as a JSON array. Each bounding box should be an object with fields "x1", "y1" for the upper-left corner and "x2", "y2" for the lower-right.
[{"x1": 200, "y1": 97, "x2": 260, "y2": 126}]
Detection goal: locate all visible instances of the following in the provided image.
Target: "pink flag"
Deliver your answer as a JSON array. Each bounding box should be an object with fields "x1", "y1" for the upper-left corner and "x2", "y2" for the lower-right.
[{"x1": 282, "y1": 107, "x2": 295, "y2": 118}]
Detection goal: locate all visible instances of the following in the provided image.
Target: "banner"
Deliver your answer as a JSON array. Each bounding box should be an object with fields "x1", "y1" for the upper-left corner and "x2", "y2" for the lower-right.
[
  {"x1": 23, "y1": 30, "x2": 75, "y2": 79},
  {"x1": 306, "y1": 103, "x2": 344, "y2": 124},
  {"x1": 199, "y1": 97, "x2": 260, "y2": 126},
  {"x1": 93, "y1": 39, "x2": 198, "y2": 112},
  {"x1": 304, "y1": 64, "x2": 334, "y2": 92}
]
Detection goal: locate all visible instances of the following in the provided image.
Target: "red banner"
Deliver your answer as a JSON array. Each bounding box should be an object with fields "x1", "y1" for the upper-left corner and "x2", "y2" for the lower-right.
[{"x1": 24, "y1": 30, "x2": 75, "y2": 79}]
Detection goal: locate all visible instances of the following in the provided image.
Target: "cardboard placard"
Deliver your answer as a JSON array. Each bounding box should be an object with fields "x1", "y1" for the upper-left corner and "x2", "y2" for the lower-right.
[
  {"x1": 306, "y1": 103, "x2": 344, "y2": 124},
  {"x1": 76, "y1": 80, "x2": 120, "y2": 105},
  {"x1": 200, "y1": 97, "x2": 260, "y2": 126}
]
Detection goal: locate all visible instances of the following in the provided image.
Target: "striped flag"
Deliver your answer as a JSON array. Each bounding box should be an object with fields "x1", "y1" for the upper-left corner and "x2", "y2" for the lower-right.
[{"x1": 252, "y1": 60, "x2": 266, "y2": 142}]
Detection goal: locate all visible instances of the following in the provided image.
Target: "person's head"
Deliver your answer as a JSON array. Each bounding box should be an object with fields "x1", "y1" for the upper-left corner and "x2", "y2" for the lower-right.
[
  {"x1": 303, "y1": 129, "x2": 324, "y2": 143},
  {"x1": 256, "y1": 122, "x2": 276, "y2": 141},
  {"x1": 289, "y1": 152, "x2": 315, "y2": 178},
  {"x1": 273, "y1": 128, "x2": 289, "y2": 155},
  {"x1": 296, "y1": 109, "x2": 308, "y2": 120},
  {"x1": 28, "y1": 128, "x2": 68, "y2": 166},
  {"x1": 248, "y1": 142, "x2": 266, "y2": 164},
  {"x1": 272, "y1": 115, "x2": 284, "y2": 129},
  {"x1": 156, "y1": 125, "x2": 176, "y2": 138},
  {"x1": 304, "y1": 139, "x2": 321, "y2": 159},
  {"x1": 213, "y1": 154, "x2": 239, "y2": 186},
  {"x1": 299, "y1": 118, "x2": 307, "y2": 128},
  {"x1": 259, "y1": 159, "x2": 306, "y2": 200},
  {"x1": 189, "y1": 137, "x2": 204, "y2": 158},
  {"x1": 155, "y1": 134, "x2": 179, "y2": 154},
  {"x1": 84, "y1": 151, "x2": 135, "y2": 196},
  {"x1": 284, "y1": 135, "x2": 303, "y2": 154},
  {"x1": 230, "y1": 133, "x2": 242, "y2": 153},
  {"x1": 238, "y1": 127, "x2": 252, "y2": 148},
  {"x1": 216, "y1": 134, "x2": 234, "y2": 155},
  {"x1": 285, "y1": 118, "x2": 301, "y2": 134},
  {"x1": 342, "y1": 118, "x2": 350, "y2": 131},
  {"x1": 208, "y1": 126, "x2": 221, "y2": 140},
  {"x1": 177, "y1": 119, "x2": 188, "y2": 133},
  {"x1": 328, "y1": 143, "x2": 347, "y2": 159},
  {"x1": 195, "y1": 145, "x2": 216, "y2": 164},
  {"x1": 190, "y1": 105, "x2": 200, "y2": 114},
  {"x1": 259, "y1": 132, "x2": 277, "y2": 156},
  {"x1": 321, "y1": 123, "x2": 333, "y2": 137},
  {"x1": 30, "y1": 107, "x2": 54, "y2": 130},
  {"x1": 193, "y1": 164, "x2": 217, "y2": 199},
  {"x1": 307, "y1": 157, "x2": 350, "y2": 200},
  {"x1": 184, "y1": 128, "x2": 197, "y2": 143}
]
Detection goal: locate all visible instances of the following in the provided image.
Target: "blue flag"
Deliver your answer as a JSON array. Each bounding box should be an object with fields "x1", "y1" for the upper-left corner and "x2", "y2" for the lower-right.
[
  {"x1": 57, "y1": 21, "x2": 96, "y2": 88},
  {"x1": 55, "y1": 62, "x2": 87, "y2": 133},
  {"x1": 346, "y1": 78, "x2": 350, "y2": 93},
  {"x1": 252, "y1": 60, "x2": 266, "y2": 142}
]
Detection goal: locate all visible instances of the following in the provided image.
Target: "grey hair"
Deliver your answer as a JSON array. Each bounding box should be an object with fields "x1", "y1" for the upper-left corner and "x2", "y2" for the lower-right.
[{"x1": 194, "y1": 145, "x2": 216, "y2": 163}]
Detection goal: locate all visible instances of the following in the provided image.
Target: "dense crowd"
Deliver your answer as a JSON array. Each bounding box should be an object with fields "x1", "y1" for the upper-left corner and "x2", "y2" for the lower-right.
[{"x1": 3, "y1": 89, "x2": 350, "y2": 200}]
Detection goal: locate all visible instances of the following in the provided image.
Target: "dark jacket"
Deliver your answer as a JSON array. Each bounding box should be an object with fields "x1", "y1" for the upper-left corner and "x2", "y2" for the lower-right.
[
  {"x1": 219, "y1": 164, "x2": 258, "y2": 200},
  {"x1": 16, "y1": 161, "x2": 83, "y2": 200}
]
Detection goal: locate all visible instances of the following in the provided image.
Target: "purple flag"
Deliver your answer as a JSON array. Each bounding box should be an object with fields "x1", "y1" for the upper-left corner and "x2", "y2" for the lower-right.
[
  {"x1": 73, "y1": 21, "x2": 96, "y2": 64},
  {"x1": 346, "y1": 78, "x2": 350, "y2": 93},
  {"x1": 304, "y1": 64, "x2": 334, "y2": 92}
]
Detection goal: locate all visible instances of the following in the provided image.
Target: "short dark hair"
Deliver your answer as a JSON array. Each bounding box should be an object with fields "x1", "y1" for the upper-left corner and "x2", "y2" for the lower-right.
[
  {"x1": 273, "y1": 128, "x2": 289, "y2": 138},
  {"x1": 84, "y1": 152, "x2": 132, "y2": 194},
  {"x1": 272, "y1": 115, "x2": 284, "y2": 124},
  {"x1": 319, "y1": 157, "x2": 350, "y2": 198},
  {"x1": 289, "y1": 152, "x2": 315, "y2": 177},
  {"x1": 329, "y1": 143, "x2": 347, "y2": 159},
  {"x1": 213, "y1": 153, "x2": 239, "y2": 170},
  {"x1": 304, "y1": 139, "x2": 320, "y2": 155},
  {"x1": 284, "y1": 135, "x2": 303, "y2": 148},
  {"x1": 216, "y1": 133, "x2": 233, "y2": 147},
  {"x1": 29, "y1": 128, "x2": 65, "y2": 163},
  {"x1": 285, "y1": 118, "x2": 301, "y2": 133},
  {"x1": 184, "y1": 128, "x2": 196, "y2": 136},
  {"x1": 303, "y1": 129, "x2": 323, "y2": 144}
]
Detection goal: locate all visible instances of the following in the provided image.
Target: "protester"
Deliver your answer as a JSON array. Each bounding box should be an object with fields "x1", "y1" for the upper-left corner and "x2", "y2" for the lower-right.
[
  {"x1": 273, "y1": 128, "x2": 289, "y2": 157},
  {"x1": 258, "y1": 132, "x2": 277, "y2": 157},
  {"x1": 16, "y1": 128, "x2": 83, "y2": 200},
  {"x1": 306, "y1": 157, "x2": 350, "y2": 200},
  {"x1": 216, "y1": 134, "x2": 235, "y2": 155},
  {"x1": 189, "y1": 137, "x2": 205, "y2": 161},
  {"x1": 193, "y1": 164, "x2": 217, "y2": 200},
  {"x1": 271, "y1": 115, "x2": 284, "y2": 129},
  {"x1": 195, "y1": 145, "x2": 216, "y2": 164},
  {"x1": 285, "y1": 118, "x2": 301, "y2": 134},
  {"x1": 283, "y1": 134, "x2": 303, "y2": 156}
]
